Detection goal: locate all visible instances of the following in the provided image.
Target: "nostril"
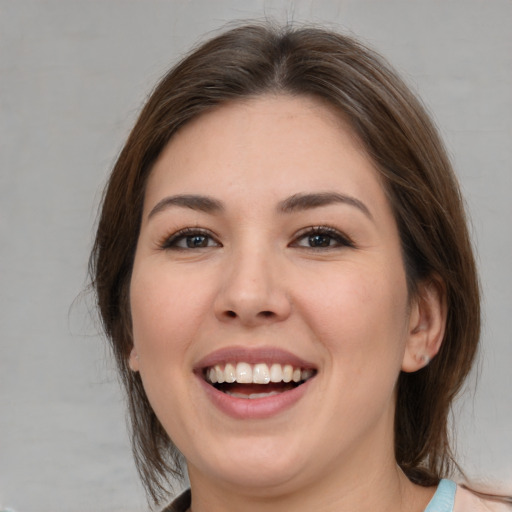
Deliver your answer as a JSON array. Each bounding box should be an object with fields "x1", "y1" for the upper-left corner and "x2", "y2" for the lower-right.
[{"x1": 223, "y1": 310, "x2": 274, "y2": 319}]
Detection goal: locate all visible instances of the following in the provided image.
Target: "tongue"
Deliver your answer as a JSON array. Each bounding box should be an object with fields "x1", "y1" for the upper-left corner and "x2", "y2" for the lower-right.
[{"x1": 217, "y1": 382, "x2": 296, "y2": 395}]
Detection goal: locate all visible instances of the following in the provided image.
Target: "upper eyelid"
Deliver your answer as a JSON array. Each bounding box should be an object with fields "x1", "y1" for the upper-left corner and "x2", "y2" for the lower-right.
[
  {"x1": 293, "y1": 225, "x2": 351, "y2": 239},
  {"x1": 291, "y1": 226, "x2": 355, "y2": 247},
  {"x1": 294, "y1": 225, "x2": 340, "y2": 235},
  {"x1": 159, "y1": 227, "x2": 221, "y2": 248},
  {"x1": 158, "y1": 225, "x2": 354, "y2": 248}
]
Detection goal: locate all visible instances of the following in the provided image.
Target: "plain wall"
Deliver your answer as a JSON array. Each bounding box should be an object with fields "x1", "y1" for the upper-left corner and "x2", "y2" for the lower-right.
[{"x1": 1, "y1": 1, "x2": 511, "y2": 511}]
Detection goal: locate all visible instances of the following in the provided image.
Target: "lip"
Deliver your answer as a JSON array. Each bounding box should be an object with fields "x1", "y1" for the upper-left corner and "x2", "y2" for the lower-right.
[
  {"x1": 194, "y1": 346, "x2": 317, "y2": 420},
  {"x1": 196, "y1": 371, "x2": 315, "y2": 419},
  {"x1": 194, "y1": 346, "x2": 317, "y2": 370}
]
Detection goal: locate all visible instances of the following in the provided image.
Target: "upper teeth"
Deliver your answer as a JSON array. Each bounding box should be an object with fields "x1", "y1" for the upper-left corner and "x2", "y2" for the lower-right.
[{"x1": 205, "y1": 362, "x2": 314, "y2": 385}]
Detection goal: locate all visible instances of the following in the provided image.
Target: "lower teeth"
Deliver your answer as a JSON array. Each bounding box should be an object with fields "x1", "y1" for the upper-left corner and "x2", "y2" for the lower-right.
[{"x1": 225, "y1": 390, "x2": 282, "y2": 399}]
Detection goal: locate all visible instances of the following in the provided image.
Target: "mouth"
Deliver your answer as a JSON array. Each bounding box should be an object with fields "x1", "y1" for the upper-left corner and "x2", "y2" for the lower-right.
[{"x1": 202, "y1": 362, "x2": 317, "y2": 399}]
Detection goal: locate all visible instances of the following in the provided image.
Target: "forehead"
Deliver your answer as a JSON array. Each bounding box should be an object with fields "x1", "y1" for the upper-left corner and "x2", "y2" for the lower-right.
[{"x1": 144, "y1": 94, "x2": 387, "y2": 215}]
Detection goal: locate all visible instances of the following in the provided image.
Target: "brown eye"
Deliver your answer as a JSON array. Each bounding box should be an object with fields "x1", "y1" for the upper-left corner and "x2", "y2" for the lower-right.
[
  {"x1": 308, "y1": 233, "x2": 333, "y2": 247},
  {"x1": 185, "y1": 234, "x2": 210, "y2": 248},
  {"x1": 293, "y1": 226, "x2": 355, "y2": 250},
  {"x1": 162, "y1": 229, "x2": 220, "y2": 250}
]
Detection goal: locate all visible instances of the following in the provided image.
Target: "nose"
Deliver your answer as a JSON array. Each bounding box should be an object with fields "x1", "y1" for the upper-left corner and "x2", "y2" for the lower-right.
[{"x1": 213, "y1": 245, "x2": 292, "y2": 326}]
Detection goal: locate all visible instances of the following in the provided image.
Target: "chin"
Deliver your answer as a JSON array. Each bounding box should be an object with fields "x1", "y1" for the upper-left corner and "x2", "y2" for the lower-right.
[
  {"x1": 188, "y1": 436, "x2": 309, "y2": 493},
  {"x1": 204, "y1": 465, "x2": 306, "y2": 497}
]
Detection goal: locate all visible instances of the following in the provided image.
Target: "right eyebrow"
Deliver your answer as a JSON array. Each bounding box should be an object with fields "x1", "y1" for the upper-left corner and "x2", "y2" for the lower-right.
[
  {"x1": 147, "y1": 194, "x2": 224, "y2": 220},
  {"x1": 278, "y1": 192, "x2": 373, "y2": 221}
]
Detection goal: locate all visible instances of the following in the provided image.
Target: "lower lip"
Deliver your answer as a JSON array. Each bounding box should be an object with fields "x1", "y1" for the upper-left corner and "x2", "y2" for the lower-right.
[{"x1": 196, "y1": 374, "x2": 314, "y2": 419}]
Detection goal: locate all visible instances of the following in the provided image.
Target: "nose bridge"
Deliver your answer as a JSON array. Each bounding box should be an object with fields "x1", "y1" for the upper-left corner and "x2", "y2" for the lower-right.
[{"x1": 215, "y1": 235, "x2": 290, "y2": 325}]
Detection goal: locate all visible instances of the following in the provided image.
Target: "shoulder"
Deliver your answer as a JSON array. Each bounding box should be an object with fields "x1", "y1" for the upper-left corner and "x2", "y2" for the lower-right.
[
  {"x1": 160, "y1": 489, "x2": 191, "y2": 512},
  {"x1": 454, "y1": 485, "x2": 512, "y2": 512},
  {"x1": 160, "y1": 484, "x2": 512, "y2": 512}
]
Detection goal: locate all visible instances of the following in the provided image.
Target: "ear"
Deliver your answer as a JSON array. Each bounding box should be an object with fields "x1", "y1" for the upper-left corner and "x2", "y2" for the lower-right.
[
  {"x1": 402, "y1": 276, "x2": 447, "y2": 373},
  {"x1": 128, "y1": 346, "x2": 140, "y2": 372}
]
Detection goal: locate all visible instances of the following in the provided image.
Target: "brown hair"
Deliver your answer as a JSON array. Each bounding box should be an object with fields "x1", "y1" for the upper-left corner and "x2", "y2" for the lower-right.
[{"x1": 90, "y1": 23, "x2": 480, "y2": 504}]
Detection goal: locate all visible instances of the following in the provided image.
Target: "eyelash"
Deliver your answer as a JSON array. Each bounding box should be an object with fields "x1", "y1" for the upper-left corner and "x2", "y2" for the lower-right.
[
  {"x1": 159, "y1": 227, "x2": 221, "y2": 250},
  {"x1": 159, "y1": 226, "x2": 355, "y2": 251},
  {"x1": 291, "y1": 226, "x2": 355, "y2": 250}
]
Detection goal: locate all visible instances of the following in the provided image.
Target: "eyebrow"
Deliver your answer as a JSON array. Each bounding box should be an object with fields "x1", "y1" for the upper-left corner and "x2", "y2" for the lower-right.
[
  {"x1": 148, "y1": 194, "x2": 224, "y2": 219},
  {"x1": 147, "y1": 191, "x2": 373, "y2": 221},
  {"x1": 278, "y1": 192, "x2": 373, "y2": 220}
]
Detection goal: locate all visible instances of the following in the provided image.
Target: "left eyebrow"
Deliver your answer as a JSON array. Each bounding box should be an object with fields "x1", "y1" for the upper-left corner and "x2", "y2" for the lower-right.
[
  {"x1": 147, "y1": 194, "x2": 224, "y2": 220},
  {"x1": 278, "y1": 192, "x2": 373, "y2": 221}
]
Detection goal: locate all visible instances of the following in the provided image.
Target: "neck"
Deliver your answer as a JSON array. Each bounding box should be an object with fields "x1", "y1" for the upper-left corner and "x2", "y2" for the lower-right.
[
  {"x1": 187, "y1": 457, "x2": 435, "y2": 512},
  {"x1": 185, "y1": 404, "x2": 435, "y2": 512}
]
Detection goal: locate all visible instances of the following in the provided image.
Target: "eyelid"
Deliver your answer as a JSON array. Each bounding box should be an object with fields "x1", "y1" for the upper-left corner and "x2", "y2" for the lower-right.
[
  {"x1": 157, "y1": 225, "x2": 354, "y2": 250},
  {"x1": 290, "y1": 225, "x2": 356, "y2": 249},
  {"x1": 159, "y1": 227, "x2": 221, "y2": 250}
]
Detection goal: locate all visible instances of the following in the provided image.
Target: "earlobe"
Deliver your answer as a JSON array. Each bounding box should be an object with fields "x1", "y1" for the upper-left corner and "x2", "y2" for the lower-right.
[
  {"x1": 128, "y1": 346, "x2": 140, "y2": 372},
  {"x1": 402, "y1": 277, "x2": 447, "y2": 373}
]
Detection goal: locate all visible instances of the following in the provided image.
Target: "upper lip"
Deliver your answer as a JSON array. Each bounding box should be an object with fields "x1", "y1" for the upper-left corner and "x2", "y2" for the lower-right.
[{"x1": 194, "y1": 346, "x2": 317, "y2": 371}]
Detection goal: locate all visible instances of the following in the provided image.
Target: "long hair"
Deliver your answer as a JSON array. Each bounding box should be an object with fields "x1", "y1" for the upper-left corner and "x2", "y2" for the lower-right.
[{"x1": 89, "y1": 23, "x2": 480, "y2": 504}]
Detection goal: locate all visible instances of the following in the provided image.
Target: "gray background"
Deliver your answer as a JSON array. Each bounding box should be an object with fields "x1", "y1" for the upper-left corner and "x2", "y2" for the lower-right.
[{"x1": 1, "y1": 1, "x2": 511, "y2": 511}]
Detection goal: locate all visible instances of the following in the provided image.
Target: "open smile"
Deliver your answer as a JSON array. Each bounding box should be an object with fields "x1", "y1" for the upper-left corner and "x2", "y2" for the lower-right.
[
  {"x1": 195, "y1": 349, "x2": 318, "y2": 418},
  {"x1": 203, "y1": 362, "x2": 316, "y2": 399}
]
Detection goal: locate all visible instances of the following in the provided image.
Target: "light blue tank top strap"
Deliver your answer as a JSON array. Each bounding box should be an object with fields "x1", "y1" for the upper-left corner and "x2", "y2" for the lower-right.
[{"x1": 424, "y1": 479, "x2": 457, "y2": 512}]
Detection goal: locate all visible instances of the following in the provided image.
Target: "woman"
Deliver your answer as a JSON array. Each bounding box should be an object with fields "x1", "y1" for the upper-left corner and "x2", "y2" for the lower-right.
[{"x1": 90, "y1": 24, "x2": 510, "y2": 511}]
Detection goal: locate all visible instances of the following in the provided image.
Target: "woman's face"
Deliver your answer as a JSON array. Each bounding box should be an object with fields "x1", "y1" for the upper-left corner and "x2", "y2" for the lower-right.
[{"x1": 129, "y1": 95, "x2": 422, "y2": 494}]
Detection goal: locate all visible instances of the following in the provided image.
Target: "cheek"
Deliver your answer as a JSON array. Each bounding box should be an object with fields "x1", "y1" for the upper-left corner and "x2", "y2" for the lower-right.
[
  {"x1": 129, "y1": 264, "x2": 213, "y2": 360},
  {"x1": 297, "y1": 263, "x2": 409, "y2": 366},
  {"x1": 128, "y1": 266, "x2": 209, "y2": 433}
]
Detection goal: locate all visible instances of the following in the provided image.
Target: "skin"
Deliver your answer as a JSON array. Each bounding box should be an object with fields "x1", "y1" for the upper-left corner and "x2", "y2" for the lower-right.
[{"x1": 129, "y1": 95, "x2": 446, "y2": 512}]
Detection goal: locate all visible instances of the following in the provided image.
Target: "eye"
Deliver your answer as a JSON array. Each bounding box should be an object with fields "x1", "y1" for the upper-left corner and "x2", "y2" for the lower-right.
[
  {"x1": 292, "y1": 226, "x2": 355, "y2": 249},
  {"x1": 160, "y1": 228, "x2": 221, "y2": 250}
]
